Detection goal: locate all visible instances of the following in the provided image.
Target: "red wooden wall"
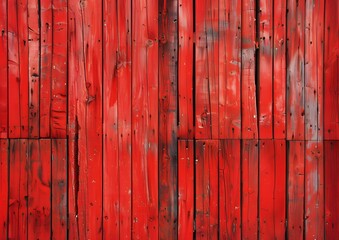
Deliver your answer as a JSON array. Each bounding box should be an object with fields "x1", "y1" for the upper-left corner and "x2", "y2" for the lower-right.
[{"x1": 0, "y1": 0, "x2": 338, "y2": 239}]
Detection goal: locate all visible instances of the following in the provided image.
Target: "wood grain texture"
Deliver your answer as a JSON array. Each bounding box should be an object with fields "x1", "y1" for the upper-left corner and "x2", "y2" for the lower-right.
[
  {"x1": 178, "y1": 140, "x2": 194, "y2": 239},
  {"x1": 0, "y1": 0, "x2": 7, "y2": 138},
  {"x1": 219, "y1": 140, "x2": 241, "y2": 239},
  {"x1": 218, "y1": 0, "x2": 241, "y2": 139},
  {"x1": 0, "y1": 140, "x2": 8, "y2": 239}
]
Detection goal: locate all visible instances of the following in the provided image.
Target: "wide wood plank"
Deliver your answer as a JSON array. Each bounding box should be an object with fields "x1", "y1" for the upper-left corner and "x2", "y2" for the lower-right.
[
  {"x1": 0, "y1": 140, "x2": 8, "y2": 239},
  {"x1": 178, "y1": 140, "x2": 194, "y2": 239},
  {"x1": 219, "y1": 140, "x2": 241, "y2": 239},
  {"x1": 287, "y1": 141, "x2": 305, "y2": 239},
  {"x1": 195, "y1": 0, "x2": 219, "y2": 139},
  {"x1": 218, "y1": 0, "x2": 241, "y2": 139},
  {"x1": 0, "y1": 0, "x2": 7, "y2": 138},
  {"x1": 131, "y1": 0, "x2": 159, "y2": 238},
  {"x1": 259, "y1": 140, "x2": 286, "y2": 239},
  {"x1": 195, "y1": 140, "x2": 219, "y2": 239},
  {"x1": 178, "y1": 0, "x2": 194, "y2": 139}
]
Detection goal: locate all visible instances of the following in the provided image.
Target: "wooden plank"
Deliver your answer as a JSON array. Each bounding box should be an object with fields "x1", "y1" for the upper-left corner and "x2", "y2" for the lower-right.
[
  {"x1": 286, "y1": 0, "x2": 305, "y2": 140},
  {"x1": 324, "y1": 0, "x2": 339, "y2": 140},
  {"x1": 178, "y1": 140, "x2": 194, "y2": 239},
  {"x1": 259, "y1": 140, "x2": 286, "y2": 239},
  {"x1": 218, "y1": 0, "x2": 241, "y2": 139},
  {"x1": 195, "y1": 0, "x2": 219, "y2": 139},
  {"x1": 305, "y1": 141, "x2": 324, "y2": 239},
  {"x1": 67, "y1": 0, "x2": 103, "y2": 238},
  {"x1": 287, "y1": 141, "x2": 305, "y2": 239},
  {"x1": 8, "y1": 0, "x2": 29, "y2": 138},
  {"x1": 28, "y1": 0, "x2": 40, "y2": 138},
  {"x1": 51, "y1": 0, "x2": 67, "y2": 138},
  {"x1": 159, "y1": 0, "x2": 178, "y2": 238},
  {"x1": 325, "y1": 141, "x2": 339, "y2": 238},
  {"x1": 27, "y1": 140, "x2": 51, "y2": 239},
  {"x1": 241, "y1": 139, "x2": 258, "y2": 239},
  {"x1": 195, "y1": 140, "x2": 219, "y2": 239},
  {"x1": 305, "y1": 0, "x2": 324, "y2": 141},
  {"x1": 39, "y1": 0, "x2": 52, "y2": 138},
  {"x1": 52, "y1": 139, "x2": 67, "y2": 239},
  {"x1": 219, "y1": 140, "x2": 241, "y2": 239},
  {"x1": 0, "y1": 140, "x2": 8, "y2": 239},
  {"x1": 0, "y1": 0, "x2": 7, "y2": 138},
  {"x1": 258, "y1": 0, "x2": 273, "y2": 139},
  {"x1": 8, "y1": 139, "x2": 28, "y2": 239},
  {"x1": 241, "y1": 0, "x2": 258, "y2": 139},
  {"x1": 178, "y1": 0, "x2": 194, "y2": 139},
  {"x1": 273, "y1": 0, "x2": 286, "y2": 139},
  {"x1": 131, "y1": 0, "x2": 159, "y2": 238}
]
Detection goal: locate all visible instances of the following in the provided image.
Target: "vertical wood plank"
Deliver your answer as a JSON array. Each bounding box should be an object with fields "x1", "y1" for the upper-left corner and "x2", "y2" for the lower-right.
[
  {"x1": 8, "y1": 0, "x2": 29, "y2": 138},
  {"x1": 9, "y1": 139, "x2": 28, "y2": 239},
  {"x1": 27, "y1": 140, "x2": 51, "y2": 240},
  {"x1": 159, "y1": 0, "x2": 178, "y2": 238},
  {"x1": 325, "y1": 141, "x2": 339, "y2": 238},
  {"x1": 241, "y1": 0, "x2": 258, "y2": 139},
  {"x1": 195, "y1": 140, "x2": 219, "y2": 239},
  {"x1": 178, "y1": 0, "x2": 194, "y2": 139},
  {"x1": 324, "y1": 0, "x2": 339, "y2": 140},
  {"x1": 258, "y1": 0, "x2": 273, "y2": 139},
  {"x1": 195, "y1": 0, "x2": 219, "y2": 139},
  {"x1": 287, "y1": 141, "x2": 305, "y2": 239},
  {"x1": 0, "y1": 0, "x2": 7, "y2": 138},
  {"x1": 259, "y1": 140, "x2": 286, "y2": 239},
  {"x1": 52, "y1": 139, "x2": 67, "y2": 239},
  {"x1": 0, "y1": 140, "x2": 8, "y2": 239},
  {"x1": 241, "y1": 139, "x2": 258, "y2": 239},
  {"x1": 219, "y1": 140, "x2": 241, "y2": 239},
  {"x1": 305, "y1": 141, "x2": 324, "y2": 240},
  {"x1": 131, "y1": 0, "x2": 159, "y2": 238},
  {"x1": 178, "y1": 140, "x2": 194, "y2": 239},
  {"x1": 28, "y1": 0, "x2": 40, "y2": 138},
  {"x1": 218, "y1": 0, "x2": 241, "y2": 139},
  {"x1": 40, "y1": 0, "x2": 52, "y2": 138},
  {"x1": 51, "y1": 0, "x2": 67, "y2": 138},
  {"x1": 67, "y1": 0, "x2": 103, "y2": 238},
  {"x1": 273, "y1": 0, "x2": 286, "y2": 139},
  {"x1": 305, "y1": 0, "x2": 324, "y2": 141},
  {"x1": 286, "y1": 0, "x2": 305, "y2": 140}
]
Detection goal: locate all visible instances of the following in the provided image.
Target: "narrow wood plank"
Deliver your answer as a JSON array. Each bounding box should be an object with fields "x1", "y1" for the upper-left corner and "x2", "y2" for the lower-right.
[
  {"x1": 241, "y1": 139, "x2": 258, "y2": 239},
  {"x1": 287, "y1": 141, "x2": 305, "y2": 239},
  {"x1": 259, "y1": 140, "x2": 286, "y2": 239},
  {"x1": 325, "y1": 141, "x2": 339, "y2": 238},
  {"x1": 67, "y1": 0, "x2": 103, "y2": 238},
  {"x1": 219, "y1": 140, "x2": 241, "y2": 239},
  {"x1": 178, "y1": 140, "x2": 194, "y2": 239},
  {"x1": 273, "y1": 0, "x2": 286, "y2": 139},
  {"x1": 218, "y1": 0, "x2": 241, "y2": 139},
  {"x1": 195, "y1": 140, "x2": 219, "y2": 239},
  {"x1": 324, "y1": 0, "x2": 339, "y2": 140},
  {"x1": 178, "y1": 0, "x2": 194, "y2": 139},
  {"x1": 8, "y1": 139, "x2": 28, "y2": 239},
  {"x1": 0, "y1": 140, "x2": 8, "y2": 239},
  {"x1": 131, "y1": 0, "x2": 159, "y2": 238},
  {"x1": 27, "y1": 140, "x2": 51, "y2": 239},
  {"x1": 52, "y1": 139, "x2": 67, "y2": 239},
  {"x1": 51, "y1": 0, "x2": 67, "y2": 138},
  {"x1": 305, "y1": 141, "x2": 324, "y2": 240},
  {"x1": 159, "y1": 0, "x2": 178, "y2": 238},
  {"x1": 28, "y1": 0, "x2": 40, "y2": 138},
  {"x1": 241, "y1": 0, "x2": 258, "y2": 139},
  {"x1": 286, "y1": 0, "x2": 305, "y2": 140},
  {"x1": 195, "y1": 0, "x2": 219, "y2": 139},
  {"x1": 39, "y1": 0, "x2": 52, "y2": 137},
  {"x1": 305, "y1": 0, "x2": 324, "y2": 141},
  {"x1": 0, "y1": 0, "x2": 7, "y2": 138},
  {"x1": 258, "y1": 0, "x2": 273, "y2": 139},
  {"x1": 8, "y1": 0, "x2": 29, "y2": 138}
]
